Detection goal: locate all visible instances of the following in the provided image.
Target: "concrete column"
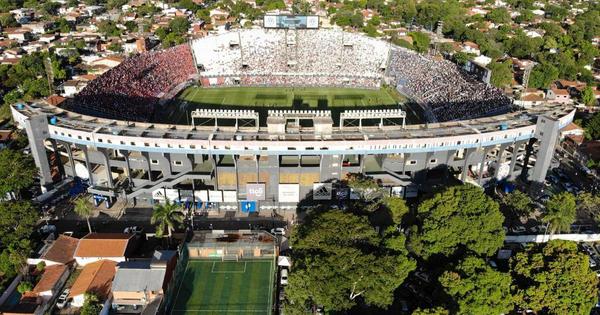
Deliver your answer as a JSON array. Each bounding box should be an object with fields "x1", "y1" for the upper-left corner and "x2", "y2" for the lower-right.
[
  {"x1": 99, "y1": 149, "x2": 114, "y2": 188},
  {"x1": 121, "y1": 150, "x2": 133, "y2": 186},
  {"x1": 61, "y1": 141, "x2": 76, "y2": 177},
  {"x1": 461, "y1": 148, "x2": 476, "y2": 182},
  {"x1": 508, "y1": 142, "x2": 524, "y2": 181},
  {"x1": 531, "y1": 115, "x2": 561, "y2": 183},
  {"x1": 23, "y1": 114, "x2": 53, "y2": 190},
  {"x1": 78, "y1": 145, "x2": 94, "y2": 186},
  {"x1": 50, "y1": 140, "x2": 64, "y2": 179},
  {"x1": 493, "y1": 144, "x2": 508, "y2": 179},
  {"x1": 141, "y1": 151, "x2": 153, "y2": 181}
]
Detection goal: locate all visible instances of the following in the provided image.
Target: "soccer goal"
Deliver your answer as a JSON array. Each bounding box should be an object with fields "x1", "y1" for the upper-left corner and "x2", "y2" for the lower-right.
[{"x1": 222, "y1": 254, "x2": 240, "y2": 262}]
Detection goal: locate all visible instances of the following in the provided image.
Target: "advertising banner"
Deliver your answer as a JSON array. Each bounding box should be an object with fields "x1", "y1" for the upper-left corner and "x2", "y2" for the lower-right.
[
  {"x1": 278, "y1": 184, "x2": 300, "y2": 203},
  {"x1": 246, "y1": 183, "x2": 266, "y2": 201},
  {"x1": 313, "y1": 183, "x2": 332, "y2": 200}
]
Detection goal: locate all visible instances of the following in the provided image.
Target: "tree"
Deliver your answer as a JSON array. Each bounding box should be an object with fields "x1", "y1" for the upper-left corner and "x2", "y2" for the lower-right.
[
  {"x1": 409, "y1": 31, "x2": 430, "y2": 53},
  {"x1": 586, "y1": 112, "x2": 600, "y2": 140},
  {"x1": 486, "y1": 7, "x2": 511, "y2": 24},
  {"x1": 413, "y1": 308, "x2": 449, "y2": 315},
  {"x1": 80, "y1": 293, "x2": 103, "y2": 315},
  {"x1": 503, "y1": 190, "x2": 532, "y2": 217},
  {"x1": 285, "y1": 210, "x2": 416, "y2": 312},
  {"x1": 581, "y1": 86, "x2": 596, "y2": 107},
  {"x1": 0, "y1": 149, "x2": 36, "y2": 199},
  {"x1": 488, "y1": 60, "x2": 513, "y2": 88},
  {"x1": 0, "y1": 201, "x2": 37, "y2": 247},
  {"x1": 409, "y1": 184, "x2": 505, "y2": 259},
  {"x1": 346, "y1": 173, "x2": 385, "y2": 203},
  {"x1": 439, "y1": 257, "x2": 513, "y2": 314},
  {"x1": 511, "y1": 240, "x2": 598, "y2": 314},
  {"x1": 169, "y1": 17, "x2": 190, "y2": 35},
  {"x1": 97, "y1": 20, "x2": 121, "y2": 37},
  {"x1": 151, "y1": 199, "x2": 184, "y2": 242},
  {"x1": 17, "y1": 281, "x2": 32, "y2": 294},
  {"x1": 74, "y1": 196, "x2": 94, "y2": 234},
  {"x1": 577, "y1": 192, "x2": 600, "y2": 222},
  {"x1": 529, "y1": 63, "x2": 559, "y2": 89},
  {"x1": 543, "y1": 192, "x2": 576, "y2": 234}
]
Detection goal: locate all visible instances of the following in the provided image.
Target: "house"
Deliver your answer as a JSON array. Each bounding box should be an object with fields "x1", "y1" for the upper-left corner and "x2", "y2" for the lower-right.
[
  {"x1": 46, "y1": 95, "x2": 66, "y2": 107},
  {"x1": 560, "y1": 122, "x2": 584, "y2": 140},
  {"x1": 514, "y1": 90, "x2": 546, "y2": 108},
  {"x1": 461, "y1": 41, "x2": 480, "y2": 56},
  {"x1": 0, "y1": 130, "x2": 14, "y2": 149},
  {"x1": 39, "y1": 34, "x2": 57, "y2": 43},
  {"x1": 31, "y1": 264, "x2": 70, "y2": 302},
  {"x1": 209, "y1": 9, "x2": 229, "y2": 25},
  {"x1": 111, "y1": 251, "x2": 177, "y2": 313},
  {"x1": 546, "y1": 88, "x2": 572, "y2": 104},
  {"x1": 62, "y1": 80, "x2": 88, "y2": 97},
  {"x1": 90, "y1": 56, "x2": 124, "y2": 69},
  {"x1": 74, "y1": 233, "x2": 134, "y2": 266},
  {"x1": 28, "y1": 234, "x2": 79, "y2": 266},
  {"x1": 68, "y1": 260, "x2": 117, "y2": 307},
  {"x1": 28, "y1": 22, "x2": 53, "y2": 34},
  {"x1": 5, "y1": 27, "x2": 32, "y2": 42}
]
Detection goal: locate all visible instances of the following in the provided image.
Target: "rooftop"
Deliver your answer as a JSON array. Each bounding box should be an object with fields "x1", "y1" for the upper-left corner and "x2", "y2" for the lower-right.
[
  {"x1": 41, "y1": 234, "x2": 79, "y2": 264},
  {"x1": 74, "y1": 233, "x2": 132, "y2": 258},
  {"x1": 69, "y1": 260, "x2": 116, "y2": 300}
]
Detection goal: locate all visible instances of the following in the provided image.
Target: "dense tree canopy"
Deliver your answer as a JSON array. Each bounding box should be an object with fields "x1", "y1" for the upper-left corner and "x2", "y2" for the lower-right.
[
  {"x1": 488, "y1": 60, "x2": 513, "y2": 88},
  {"x1": 409, "y1": 184, "x2": 505, "y2": 258},
  {"x1": 503, "y1": 190, "x2": 532, "y2": 217},
  {"x1": 0, "y1": 149, "x2": 36, "y2": 198},
  {"x1": 285, "y1": 210, "x2": 416, "y2": 312},
  {"x1": 543, "y1": 192, "x2": 576, "y2": 234},
  {"x1": 439, "y1": 257, "x2": 514, "y2": 314},
  {"x1": 511, "y1": 240, "x2": 598, "y2": 314}
]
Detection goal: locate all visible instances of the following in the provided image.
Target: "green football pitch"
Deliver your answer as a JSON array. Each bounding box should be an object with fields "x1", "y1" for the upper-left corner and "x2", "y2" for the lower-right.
[
  {"x1": 177, "y1": 86, "x2": 401, "y2": 108},
  {"x1": 158, "y1": 86, "x2": 406, "y2": 124},
  {"x1": 170, "y1": 259, "x2": 275, "y2": 315}
]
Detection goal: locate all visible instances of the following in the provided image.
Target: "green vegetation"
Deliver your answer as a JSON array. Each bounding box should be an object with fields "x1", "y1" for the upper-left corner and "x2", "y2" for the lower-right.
[
  {"x1": 74, "y1": 196, "x2": 94, "y2": 234},
  {"x1": 172, "y1": 260, "x2": 274, "y2": 314},
  {"x1": 81, "y1": 293, "x2": 104, "y2": 315},
  {"x1": 408, "y1": 184, "x2": 505, "y2": 258},
  {"x1": 440, "y1": 257, "x2": 514, "y2": 314},
  {"x1": 543, "y1": 192, "x2": 577, "y2": 234},
  {"x1": 503, "y1": 190, "x2": 532, "y2": 217},
  {"x1": 178, "y1": 86, "x2": 401, "y2": 108},
  {"x1": 511, "y1": 240, "x2": 598, "y2": 314},
  {"x1": 151, "y1": 199, "x2": 184, "y2": 243}
]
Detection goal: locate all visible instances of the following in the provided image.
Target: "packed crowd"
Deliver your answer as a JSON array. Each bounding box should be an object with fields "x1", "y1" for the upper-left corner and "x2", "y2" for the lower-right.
[
  {"x1": 201, "y1": 74, "x2": 381, "y2": 88},
  {"x1": 71, "y1": 45, "x2": 197, "y2": 121},
  {"x1": 191, "y1": 29, "x2": 389, "y2": 80},
  {"x1": 388, "y1": 48, "x2": 512, "y2": 122}
]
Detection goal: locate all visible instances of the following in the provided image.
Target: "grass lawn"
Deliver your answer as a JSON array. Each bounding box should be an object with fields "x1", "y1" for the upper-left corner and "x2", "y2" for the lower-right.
[
  {"x1": 171, "y1": 259, "x2": 275, "y2": 315},
  {"x1": 157, "y1": 86, "x2": 408, "y2": 125}
]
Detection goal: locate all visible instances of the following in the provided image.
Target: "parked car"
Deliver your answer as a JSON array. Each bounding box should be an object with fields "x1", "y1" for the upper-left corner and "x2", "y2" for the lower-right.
[
  {"x1": 123, "y1": 226, "x2": 143, "y2": 234},
  {"x1": 280, "y1": 269, "x2": 288, "y2": 286},
  {"x1": 56, "y1": 289, "x2": 70, "y2": 309},
  {"x1": 591, "y1": 257, "x2": 597, "y2": 268},
  {"x1": 511, "y1": 226, "x2": 526, "y2": 234},
  {"x1": 271, "y1": 228, "x2": 286, "y2": 236},
  {"x1": 38, "y1": 224, "x2": 56, "y2": 235}
]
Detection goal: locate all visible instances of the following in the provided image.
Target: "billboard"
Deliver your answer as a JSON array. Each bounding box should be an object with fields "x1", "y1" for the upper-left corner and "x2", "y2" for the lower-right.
[
  {"x1": 313, "y1": 183, "x2": 332, "y2": 200},
  {"x1": 240, "y1": 200, "x2": 257, "y2": 213},
  {"x1": 264, "y1": 15, "x2": 319, "y2": 29},
  {"x1": 223, "y1": 191, "x2": 238, "y2": 202},
  {"x1": 246, "y1": 183, "x2": 266, "y2": 201},
  {"x1": 194, "y1": 190, "x2": 208, "y2": 201},
  {"x1": 152, "y1": 188, "x2": 178, "y2": 201},
  {"x1": 279, "y1": 184, "x2": 300, "y2": 203},
  {"x1": 209, "y1": 190, "x2": 223, "y2": 202}
]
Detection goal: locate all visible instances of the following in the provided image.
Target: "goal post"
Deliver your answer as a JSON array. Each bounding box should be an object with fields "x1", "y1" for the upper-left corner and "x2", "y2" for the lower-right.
[{"x1": 222, "y1": 254, "x2": 240, "y2": 262}]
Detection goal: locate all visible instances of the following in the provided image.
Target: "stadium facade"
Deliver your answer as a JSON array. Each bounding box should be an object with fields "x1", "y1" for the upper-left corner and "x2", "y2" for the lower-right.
[{"x1": 12, "y1": 28, "x2": 575, "y2": 210}]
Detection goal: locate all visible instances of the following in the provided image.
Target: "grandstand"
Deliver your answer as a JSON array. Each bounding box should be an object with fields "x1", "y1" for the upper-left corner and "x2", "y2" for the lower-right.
[{"x1": 12, "y1": 27, "x2": 574, "y2": 210}]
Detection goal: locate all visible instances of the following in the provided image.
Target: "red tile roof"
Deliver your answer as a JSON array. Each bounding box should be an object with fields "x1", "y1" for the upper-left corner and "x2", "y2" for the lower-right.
[
  {"x1": 68, "y1": 260, "x2": 116, "y2": 300},
  {"x1": 42, "y1": 235, "x2": 79, "y2": 264}
]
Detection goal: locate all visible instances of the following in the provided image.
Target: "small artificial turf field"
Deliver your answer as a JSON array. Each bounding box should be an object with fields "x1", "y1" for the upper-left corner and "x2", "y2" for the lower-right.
[{"x1": 170, "y1": 259, "x2": 275, "y2": 315}]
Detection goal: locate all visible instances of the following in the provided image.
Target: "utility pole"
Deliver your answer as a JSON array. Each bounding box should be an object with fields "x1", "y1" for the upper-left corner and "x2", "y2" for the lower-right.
[{"x1": 43, "y1": 54, "x2": 54, "y2": 95}]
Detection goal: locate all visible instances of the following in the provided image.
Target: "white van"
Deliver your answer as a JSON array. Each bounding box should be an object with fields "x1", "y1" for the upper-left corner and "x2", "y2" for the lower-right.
[{"x1": 280, "y1": 269, "x2": 288, "y2": 286}]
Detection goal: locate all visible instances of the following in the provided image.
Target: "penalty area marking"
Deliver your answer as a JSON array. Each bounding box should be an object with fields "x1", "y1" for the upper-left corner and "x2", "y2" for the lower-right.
[{"x1": 211, "y1": 261, "x2": 247, "y2": 273}]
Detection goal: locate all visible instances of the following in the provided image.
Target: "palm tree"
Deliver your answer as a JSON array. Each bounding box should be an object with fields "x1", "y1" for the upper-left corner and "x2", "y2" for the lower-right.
[
  {"x1": 543, "y1": 192, "x2": 577, "y2": 235},
  {"x1": 74, "y1": 195, "x2": 94, "y2": 234},
  {"x1": 151, "y1": 199, "x2": 184, "y2": 245}
]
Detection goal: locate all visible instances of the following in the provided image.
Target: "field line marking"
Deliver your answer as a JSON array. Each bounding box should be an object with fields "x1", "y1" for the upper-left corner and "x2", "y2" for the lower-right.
[
  {"x1": 171, "y1": 309, "x2": 268, "y2": 313},
  {"x1": 172, "y1": 261, "x2": 190, "y2": 312}
]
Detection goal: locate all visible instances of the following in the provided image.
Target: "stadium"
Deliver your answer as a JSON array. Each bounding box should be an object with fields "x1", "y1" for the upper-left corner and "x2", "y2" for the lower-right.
[{"x1": 12, "y1": 23, "x2": 574, "y2": 209}]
